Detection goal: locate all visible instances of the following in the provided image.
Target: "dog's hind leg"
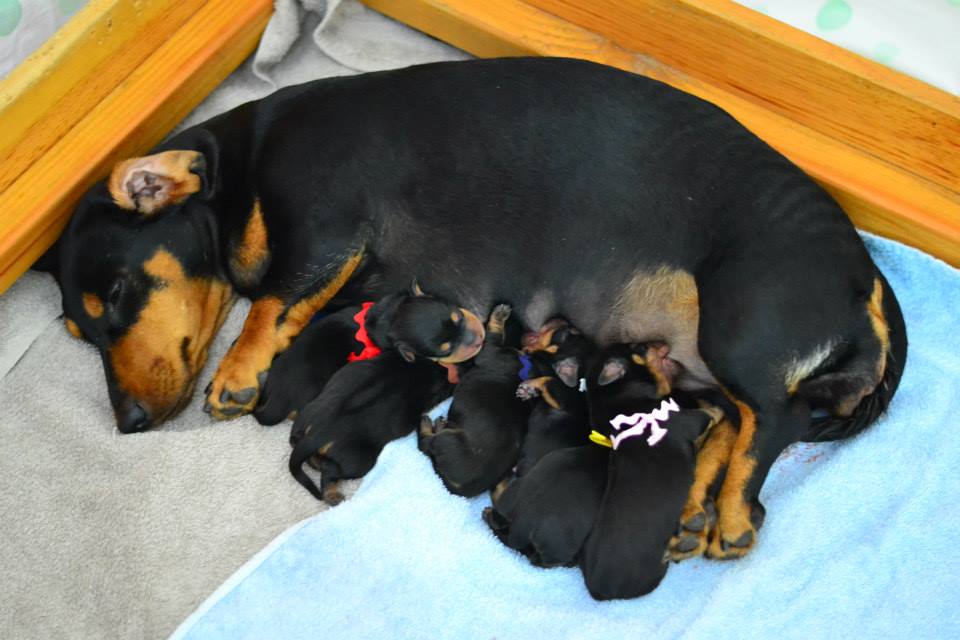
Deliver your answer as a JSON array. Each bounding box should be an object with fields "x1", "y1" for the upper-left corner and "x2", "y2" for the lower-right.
[{"x1": 668, "y1": 416, "x2": 736, "y2": 561}]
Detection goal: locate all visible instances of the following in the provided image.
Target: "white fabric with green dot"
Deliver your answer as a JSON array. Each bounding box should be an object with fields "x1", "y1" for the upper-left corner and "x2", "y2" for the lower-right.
[
  {"x1": 736, "y1": 0, "x2": 959, "y2": 94},
  {"x1": 1, "y1": 0, "x2": 86, "y2": 77},
  {"x1": 1, "y1": 0, "x2": 957, "y2": 92}
]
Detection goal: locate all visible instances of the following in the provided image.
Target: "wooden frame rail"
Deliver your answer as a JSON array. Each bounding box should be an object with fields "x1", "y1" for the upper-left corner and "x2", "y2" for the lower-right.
[
  {"x1": 363, "y1": 0, "x2": 960, "y2": 266},
  {"x1": 0, "y1": 0, "x2": 272, "y2": 294}
]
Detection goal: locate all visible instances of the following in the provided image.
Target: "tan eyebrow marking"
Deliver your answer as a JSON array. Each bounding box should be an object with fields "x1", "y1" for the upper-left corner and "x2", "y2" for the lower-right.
[{"x1": 83, "y1": 292, "x2": 104, "y2": 319}]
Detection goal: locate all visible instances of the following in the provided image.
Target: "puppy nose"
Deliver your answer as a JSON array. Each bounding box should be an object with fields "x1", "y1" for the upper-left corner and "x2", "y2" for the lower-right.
[
  {"x1": 118, "y1": 402, "x2": 151, "y2": 433},
  {"x1": 462, "y1": 329, "x2": 477, "y2": 346}
]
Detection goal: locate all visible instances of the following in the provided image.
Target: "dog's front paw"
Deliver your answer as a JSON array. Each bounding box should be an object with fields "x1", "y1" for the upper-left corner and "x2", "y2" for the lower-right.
[
  {"x1": 668, "y1": 498, "x2": 716, "y2": 561},
  {"x1": 203, "y1": 361, "x2": 268, "y2": 420},
  {"x1": 706, "y1": 500, "x2": 765, "y2": 560}
]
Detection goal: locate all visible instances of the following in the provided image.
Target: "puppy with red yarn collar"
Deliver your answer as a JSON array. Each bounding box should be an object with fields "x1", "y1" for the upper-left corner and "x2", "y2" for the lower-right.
[
  {"x1": 286, "y1": 285, "x2": 484, "y2": 504},
  {"x1": 255, "y1": 281, "x2": 484, "y2": 427}
]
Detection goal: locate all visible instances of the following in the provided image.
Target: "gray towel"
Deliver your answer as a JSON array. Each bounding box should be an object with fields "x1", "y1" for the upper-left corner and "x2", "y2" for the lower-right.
[{"x1": 0, "y1": 2, "x2": 466, "y2": 638}]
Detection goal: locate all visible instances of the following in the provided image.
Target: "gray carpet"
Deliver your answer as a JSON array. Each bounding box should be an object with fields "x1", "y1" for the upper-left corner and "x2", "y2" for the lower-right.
[{"x1": 0, "y1": 2, "x2": 465, "y2": 638}]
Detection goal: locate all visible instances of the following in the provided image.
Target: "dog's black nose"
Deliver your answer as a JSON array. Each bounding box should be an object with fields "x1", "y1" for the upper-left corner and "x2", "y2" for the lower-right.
[{"x1": 117, "y1": 402, "x2": 151, "y2": 433}]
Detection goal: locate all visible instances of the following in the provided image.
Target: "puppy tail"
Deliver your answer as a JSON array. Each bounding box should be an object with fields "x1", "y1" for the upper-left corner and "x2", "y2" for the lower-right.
[{"x1": 289, "y1": 442, "x2": 325, "y2": 502}]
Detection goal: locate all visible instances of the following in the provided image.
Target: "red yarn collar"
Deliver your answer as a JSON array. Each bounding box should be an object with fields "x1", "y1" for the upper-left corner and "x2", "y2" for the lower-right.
[{"x1": 347, "y1": 302, "x2": 382, "y2": 362}]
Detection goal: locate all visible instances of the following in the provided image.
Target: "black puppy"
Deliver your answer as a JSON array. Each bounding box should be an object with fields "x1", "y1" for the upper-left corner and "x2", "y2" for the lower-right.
[
  {"x1": 419, "y1": 304, "x2": 528, "y2": 497},
  {"x1": 579, "y1": 344, "x2": 715, "y2": 600},
  {"x1": 256, "y1": 282, "x2": 485, "y2": 426},
  {"x1": 288, "y1": 352, "x2": 450, "y2": 505},
  {"x1": 484, "y1": 443, "x2": 609, "y2": 568},
  {"x1": 514, "y1": 320, "x2": 594, "y2": 477},
  {"x1": 288, "y1": 285, "x2": 483, "y2": 504}
]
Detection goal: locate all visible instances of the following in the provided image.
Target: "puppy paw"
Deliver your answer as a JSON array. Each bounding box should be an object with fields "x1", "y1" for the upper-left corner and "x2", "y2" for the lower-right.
[
  {"x1": 668, "y1": 498, "x2": 716, "y2": 562},
  {"x1": 322, "y1": 484, "x2": 345, "y2": 506},
  {"x1": 486, "y1": 303, "x2": 512, "y2": 335},
  {"x1": 706, "y1": 500, "x2": 765, "y2": 560},
  {"x1": 204, "y1": 365, "x2": 268, "y2": 420},
  {"x1": 516, "y1": 381, "x2": 541, "y2": 401},
  {"x1": 490, "y1": 303, "x2": 512, "y2": 323}
]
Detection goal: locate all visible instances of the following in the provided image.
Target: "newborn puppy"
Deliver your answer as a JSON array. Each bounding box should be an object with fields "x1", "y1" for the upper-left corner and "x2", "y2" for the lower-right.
[
  {"x1": 514, "y1": 321, "x2": 594, "y2": 476},
  {"x1": 419, "y1": 304, "x2": 528, "y2": 497},
  {"x1": 483, "y1": 443, "x2": 609, "y2": 568},
  {"x1": 288, "y1": 352, "x2": 450, "y2": 504},
  {"x1": 579, "y1": 343, "x2": 713, "y2": 600},
  {"x1": 288, "y1": 284, "x2": 483, "y2": 504},
  {"x1": 256, "y1": 281, "x2": 485, "y2": 426}
]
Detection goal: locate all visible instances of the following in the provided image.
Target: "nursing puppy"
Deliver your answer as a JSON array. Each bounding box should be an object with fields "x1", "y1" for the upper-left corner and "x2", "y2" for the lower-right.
[
  {"x1": 419, "y1": 304, "x2": 528, "y2": 497},
  {"x1": 288, "y1": 285, "x2": 481, "y2": 504},
  {"x1": 514, "y1": 322, "x2": 594, "y2": 476},
  {"x1": 579, "y1": 344, "x2": 714, "y2": 600},
  {"x1": 257, "y1": 281, "x2": 483, "y2": 427},
  {"x1": 484, "y1": 443, "x2": 609, "y2": 568}
]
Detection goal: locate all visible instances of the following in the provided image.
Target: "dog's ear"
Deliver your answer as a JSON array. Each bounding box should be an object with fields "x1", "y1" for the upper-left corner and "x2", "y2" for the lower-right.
[
  {"x1": 107, "y1": 130, "x2": 220, "y2": 216},
  {"x1": 396, "y1": 342, "x2": 417, "y2": 363},
  {"x1": 410, "y1": 279, "x2": 425, "y2": 297},
  {"x1": 553, "y1": 356, "x2": 580, "y2": 387},
  {"x1": 597, "y1": 357, "x2": 627, "y2": 386}
]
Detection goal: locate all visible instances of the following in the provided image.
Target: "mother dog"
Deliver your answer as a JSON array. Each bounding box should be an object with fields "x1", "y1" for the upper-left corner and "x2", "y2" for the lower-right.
[{"x1": 40, "y1": 58, "x2": 906, "y2": 558}]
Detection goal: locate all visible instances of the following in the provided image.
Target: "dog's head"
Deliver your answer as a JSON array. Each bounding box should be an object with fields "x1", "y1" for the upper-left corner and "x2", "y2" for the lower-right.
[
  {"x1": 365, "y1": 281, "x2": 486, "y2": 364},
  {"x1": 38, "y1": 133, "x2": 235, "y2": 432}
]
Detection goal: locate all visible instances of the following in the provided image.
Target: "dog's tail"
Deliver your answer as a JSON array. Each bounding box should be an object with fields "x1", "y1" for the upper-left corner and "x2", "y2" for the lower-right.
[{"x1": 801, "y1": 273, "x2": 907, "y2": 442}]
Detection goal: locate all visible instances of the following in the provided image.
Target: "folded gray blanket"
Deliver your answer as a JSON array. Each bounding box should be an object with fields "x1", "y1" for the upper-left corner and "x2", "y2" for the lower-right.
[{"x1": 0, "y1": 2, "x2": 465, "y2": 637}]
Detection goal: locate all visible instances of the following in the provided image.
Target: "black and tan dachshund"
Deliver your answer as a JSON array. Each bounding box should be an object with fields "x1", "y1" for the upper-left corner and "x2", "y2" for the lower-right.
[
  {"x1": 43, "y1": 57, "x2": 906, "y2": 558},
  {"x1": 419, "y1": 304, "x2": 529, "y2": 497},
  {"x1": 579, "y1": 344, "x2": 719, "y2": 600},
  {"x1": 255, "y1": 282, "x2": 483, "y2": 425}
]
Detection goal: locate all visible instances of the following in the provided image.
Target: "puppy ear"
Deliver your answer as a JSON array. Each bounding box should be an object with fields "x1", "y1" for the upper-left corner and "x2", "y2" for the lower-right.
[
  {"x1": 553, "y1": 356, "x2": 580, "y2": 387},
  {"x1": 396, "y1": 342, "x2": 417, "y2": 363},
  {"x1": 597, "y1": 358, "x2": 627, "y2": 386},
  {"x1": 410, "y1": 279, "x2": 425, "y2": 297}
]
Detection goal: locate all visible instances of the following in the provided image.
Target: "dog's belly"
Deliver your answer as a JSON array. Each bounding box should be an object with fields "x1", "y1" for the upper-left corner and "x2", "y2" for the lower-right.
[
  {"x1": 373, "y1": 233, "x2": 714, "y2": 388},
  {"x1": 598, "y1": 266, "x2": 715, "y2": 389}
]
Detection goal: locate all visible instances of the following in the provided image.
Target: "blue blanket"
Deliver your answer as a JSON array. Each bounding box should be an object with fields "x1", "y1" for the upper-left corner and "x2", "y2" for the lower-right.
[{"x1": 172, "y1": 235, "x2": 960, "y2": 640}]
